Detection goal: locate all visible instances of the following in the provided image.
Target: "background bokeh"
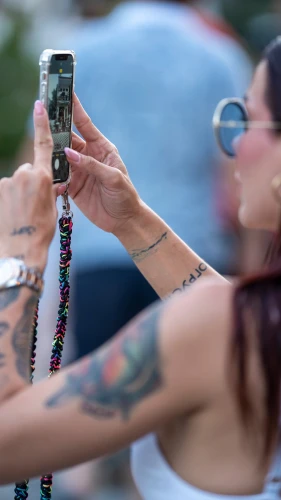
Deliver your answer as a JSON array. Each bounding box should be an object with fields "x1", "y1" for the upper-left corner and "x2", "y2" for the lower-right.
[{"x1": 0, "y1": 0, "x2": 279, "y2": 176}]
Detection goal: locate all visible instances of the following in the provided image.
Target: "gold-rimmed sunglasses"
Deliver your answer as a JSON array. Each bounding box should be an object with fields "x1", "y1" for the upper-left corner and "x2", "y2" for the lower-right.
[{"x1": 213, "y1": 97, "x2": 281, "y2": 157}]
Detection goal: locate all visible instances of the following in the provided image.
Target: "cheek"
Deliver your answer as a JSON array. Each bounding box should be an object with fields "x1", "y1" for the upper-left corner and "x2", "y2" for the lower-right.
[
  {"x1": 236, "y1": 131, "x2": 280, "y2": 231},
  {"x1": 237, "y1": 130, "x2": 274, "y2": 168}
]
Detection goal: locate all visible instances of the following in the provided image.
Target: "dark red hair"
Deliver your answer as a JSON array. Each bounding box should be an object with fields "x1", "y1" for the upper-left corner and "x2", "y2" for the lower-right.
[{"x1": 232, "y1": 37, "x2": 281, "y2": 459}]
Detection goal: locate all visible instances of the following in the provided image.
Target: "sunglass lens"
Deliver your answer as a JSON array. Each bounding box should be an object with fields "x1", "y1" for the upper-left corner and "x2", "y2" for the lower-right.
[{"x1": 219, "y1": 102, "x2": 246, "y2": 157}]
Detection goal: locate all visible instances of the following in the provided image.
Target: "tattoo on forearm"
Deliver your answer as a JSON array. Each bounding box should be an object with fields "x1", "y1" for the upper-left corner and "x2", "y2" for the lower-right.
[
  {"x1": 130, "y1": 232, "x2": 168, "y2": 263},
  {"x1": 0, "y1": 322, "x2": 9, "y2": 369},
  {"x1": 172, "y1": 263, "x2": 208, "y2": 294},
  {"x1": 46, "y1": 303, "x2": 164, "y2": 420},
  {"x1": 0, "y1": 352, "x2": 5, "y2": 368},
  {"x1": 11, "y1": 226, "x2": 36, "y2": 237},
  {"x1": 12, "y1": 295, "x2": 37, "y2": 381},
  {"x1": 0, "y1": 288, "x2": 20, "y2": 312},
  {"x1": 0, "y1": 374, "x2": 9, "y2": 388},
  {"x1": 0, "y1": 322, "x2": 9, "y2": 337}
]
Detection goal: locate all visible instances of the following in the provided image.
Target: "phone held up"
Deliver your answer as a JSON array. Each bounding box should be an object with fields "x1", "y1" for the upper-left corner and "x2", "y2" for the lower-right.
[{"x1": 39, "y1": 49, "x2": 76, "y2": 184}]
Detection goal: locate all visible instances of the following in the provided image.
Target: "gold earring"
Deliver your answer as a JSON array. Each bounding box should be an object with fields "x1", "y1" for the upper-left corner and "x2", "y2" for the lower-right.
[{"x1": 272, "y1": 174, "x2": 281, "y2": 204}]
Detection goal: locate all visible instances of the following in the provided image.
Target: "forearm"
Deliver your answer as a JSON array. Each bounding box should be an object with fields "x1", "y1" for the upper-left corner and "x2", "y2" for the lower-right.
[
  {"x1": 116, "y1": 203, "x2": 226, "y2": 298},
  {"x1": 0, "y1": 288, "x2": 37, "y2": 401}
]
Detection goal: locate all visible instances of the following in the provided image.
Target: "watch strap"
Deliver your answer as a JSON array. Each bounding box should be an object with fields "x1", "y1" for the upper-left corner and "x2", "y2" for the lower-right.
[{"x1": 18, "y1": 264, "x2": 44, "y2": 296}]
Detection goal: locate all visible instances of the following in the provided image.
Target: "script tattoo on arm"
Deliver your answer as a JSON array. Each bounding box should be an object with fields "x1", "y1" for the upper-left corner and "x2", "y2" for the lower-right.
[
  {"x1": 0, "y1": 289, "x2": 20, "y2": 312},
  {"x1": 11, "y1": 295, "x2": 37, "y2": 381},
  {"x1": 45, "y1": 303, "x2": 164, "y2": 420},
  {"x1": 172, "y1": 263, "x2": 208, "y2": 295},
  {"x1": 11, "y1": 226, "x2": 36, "y2": 237},
  {"x1": 130, "y1": 232, "x2": 168, "y2": 263}
]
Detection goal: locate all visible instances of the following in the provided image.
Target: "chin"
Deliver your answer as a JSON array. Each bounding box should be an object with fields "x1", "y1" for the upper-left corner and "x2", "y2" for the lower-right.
[
  {"x1": 238, "y1": 203, "x2": 278, "y2": 232},
  {"x1": 238, "y1": 204, "x2": 256, "y2": 229}
]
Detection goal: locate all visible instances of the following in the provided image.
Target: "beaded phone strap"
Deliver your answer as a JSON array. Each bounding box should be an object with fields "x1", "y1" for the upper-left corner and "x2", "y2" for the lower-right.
[{"x1": 14, "y1": 191, "x2": 73, "y2": 500}]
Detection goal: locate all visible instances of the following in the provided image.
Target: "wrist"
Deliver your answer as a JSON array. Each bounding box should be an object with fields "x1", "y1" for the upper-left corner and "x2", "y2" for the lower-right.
[
  {"x1": 113, "y1": 200, "x2": 149, "y2": 241},
  {"x1": 1, "y1": 249, "x2": 48, "y2": 275},
  {"x1": 22, "y1": 251, "x2": 48, "y2": 275},
  {"x1": 0, "y1": 257, "x2": 45, "y2": 298}
]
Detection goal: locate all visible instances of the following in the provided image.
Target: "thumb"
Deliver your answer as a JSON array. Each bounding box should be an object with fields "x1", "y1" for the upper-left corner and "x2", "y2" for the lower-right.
[{"x1": 65, "y1": 147, "x2": 112, "y2": 182}]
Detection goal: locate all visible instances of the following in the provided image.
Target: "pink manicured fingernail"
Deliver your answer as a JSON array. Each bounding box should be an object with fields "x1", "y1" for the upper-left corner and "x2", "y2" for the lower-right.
[
  {"x1": 65, "y1": 147, "x2": 80, "y2": 163},
  {"x1": 34, "y1": 100, "x2": 44, "y2": 116}
]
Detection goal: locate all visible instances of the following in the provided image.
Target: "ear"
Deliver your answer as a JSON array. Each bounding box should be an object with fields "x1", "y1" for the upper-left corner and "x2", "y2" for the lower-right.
[{"x1": 271, "y1": 173, "x2": 281, "y2": 204}]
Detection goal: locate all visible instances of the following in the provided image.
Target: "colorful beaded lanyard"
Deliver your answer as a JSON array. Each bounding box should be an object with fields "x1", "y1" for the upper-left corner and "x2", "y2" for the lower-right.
[{"x1": 14, "y1": 190, "x2": 73, "y2": 500}]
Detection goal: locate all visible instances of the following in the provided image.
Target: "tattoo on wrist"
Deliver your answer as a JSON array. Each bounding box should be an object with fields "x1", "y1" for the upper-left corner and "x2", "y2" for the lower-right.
[
  {"x1": 0, "y1": 288, "x2": 20, "y2": 312},
  {"x1": 12, "y1": 295, "x2": 37, "y2": 381},
  {"x1": 130, "y1": 232, "x2": 168, "y2": 263},
  {"x1": 45, "y1": 302, "x2": 164, "y2": 421},
  {"x1": 172, "y1": 263, "x2": 208, "y2": 294},
  {"x1": 11, "y1": 226, "x2": 36, "y2": 237}
]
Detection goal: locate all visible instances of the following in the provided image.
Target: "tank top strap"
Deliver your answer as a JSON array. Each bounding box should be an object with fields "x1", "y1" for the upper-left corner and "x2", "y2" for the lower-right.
[{"x1": 263, "y1": 435, "x2": 281, "y2": 495}]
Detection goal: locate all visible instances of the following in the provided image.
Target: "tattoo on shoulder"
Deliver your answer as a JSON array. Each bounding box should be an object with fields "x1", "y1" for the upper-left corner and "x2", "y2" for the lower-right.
[
  {"x1": 45, "y1": 302, "x2": 164, "y2": 420},
  {"x1": 11, "y1": 226, "x2": 36, "y2": 237},
  {"x1": 172, "y1": 262, "x2": 208, "y2": 295},
  {"x1": 130, "y1": 232, "x2": 168, "y2": 263},
  {"x1": 12, "y1": 295, "x2": 37, "y2": 381},
  {"x1": 0, "y1": 288, "x2": 20, "y2": 312}
]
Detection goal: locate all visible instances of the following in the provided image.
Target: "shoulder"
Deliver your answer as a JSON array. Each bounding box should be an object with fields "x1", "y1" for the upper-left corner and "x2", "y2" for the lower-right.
[
  {"x1": 162, "y1": 278, "x2": 233, "y2": 338},
  {"x1": 158, "y1": 279, "x2": 235, "y2": 407}
]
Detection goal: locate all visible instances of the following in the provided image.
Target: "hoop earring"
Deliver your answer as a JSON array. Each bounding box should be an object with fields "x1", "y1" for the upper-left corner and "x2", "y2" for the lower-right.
[{"x1": 272, "y1": 173, "x2": 281, "y2": 204}]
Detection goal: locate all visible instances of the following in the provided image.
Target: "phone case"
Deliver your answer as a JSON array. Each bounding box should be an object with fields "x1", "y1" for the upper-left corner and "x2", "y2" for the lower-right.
[{"x1": 39, "y1": 49, "x2": 77, "y2": 185}]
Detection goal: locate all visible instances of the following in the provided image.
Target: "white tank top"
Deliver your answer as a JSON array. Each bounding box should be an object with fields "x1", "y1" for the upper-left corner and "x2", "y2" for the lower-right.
[{"x1": 131, "y1": 434, "x2": 281, "y2": 500}]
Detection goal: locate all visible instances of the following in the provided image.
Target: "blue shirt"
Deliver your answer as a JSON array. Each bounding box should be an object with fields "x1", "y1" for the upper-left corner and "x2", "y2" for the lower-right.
[{"x1": 42, "y1": 1, "x2": 251, "y2": 272}]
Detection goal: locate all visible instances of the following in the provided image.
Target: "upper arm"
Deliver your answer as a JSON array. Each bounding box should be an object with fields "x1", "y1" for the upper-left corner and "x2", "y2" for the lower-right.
[{"x1": 0, "y1": 280, "x2": 233, "y2": 484}]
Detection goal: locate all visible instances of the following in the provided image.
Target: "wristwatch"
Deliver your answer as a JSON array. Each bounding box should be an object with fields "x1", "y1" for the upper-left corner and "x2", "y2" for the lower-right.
[{"x1": 0, "y1": 258, "x2": 44, "y2": 297}]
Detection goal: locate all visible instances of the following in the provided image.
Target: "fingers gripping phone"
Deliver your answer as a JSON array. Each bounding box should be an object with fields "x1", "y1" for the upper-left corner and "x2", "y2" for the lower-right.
[{"x1": 39, "y1": 49, "x2": 76, "y2": 184}]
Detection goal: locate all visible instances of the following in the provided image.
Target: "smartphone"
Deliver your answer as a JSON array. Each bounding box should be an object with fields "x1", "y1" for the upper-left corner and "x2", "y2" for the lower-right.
[{"x1": 39, "y1": 49, "x2": 76, "y2": 184}]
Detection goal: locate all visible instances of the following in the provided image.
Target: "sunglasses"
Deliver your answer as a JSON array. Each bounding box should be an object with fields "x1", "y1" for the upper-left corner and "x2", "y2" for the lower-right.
[{"x1": 213, "y1": 97, "x2": 281, "y2": 158}]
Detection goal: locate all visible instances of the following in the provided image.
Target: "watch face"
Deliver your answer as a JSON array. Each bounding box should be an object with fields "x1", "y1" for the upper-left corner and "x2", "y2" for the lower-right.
[{"x1": 0, "y1": 259, "x2": 20, "y2": 287}]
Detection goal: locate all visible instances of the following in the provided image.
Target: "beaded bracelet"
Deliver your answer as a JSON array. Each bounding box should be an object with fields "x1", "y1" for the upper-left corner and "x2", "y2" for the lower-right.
[{"x1": 14, "y1": 192, "x2": 73, "y2": 500}]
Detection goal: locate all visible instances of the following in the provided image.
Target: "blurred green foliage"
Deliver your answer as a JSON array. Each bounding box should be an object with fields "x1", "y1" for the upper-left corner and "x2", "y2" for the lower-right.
[
  {"x1": 0, "y1": 9, "x2": 37, "y2": 175},
  {"x1": 223, "y1": 0, "x2": 268, "y2": 32},
  {"x1": 222, "y1": 0, "x2": 272, "y2": 58}
]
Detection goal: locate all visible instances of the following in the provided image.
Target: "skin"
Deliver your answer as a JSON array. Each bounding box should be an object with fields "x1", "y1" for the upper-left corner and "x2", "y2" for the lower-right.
[
  {"x1": 0, "y1": 100, "x2": 57, "y2": 400},
  {"x1": 0, "y1": 61, "x2": 279, "y2": 494},
  {"x1": 234, "y1": 61, "x2": 281, "y2": 231}
]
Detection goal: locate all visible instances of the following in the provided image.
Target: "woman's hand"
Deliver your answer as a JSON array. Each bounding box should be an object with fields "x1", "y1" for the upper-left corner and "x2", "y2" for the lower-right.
[
  {"x1": 0, "y1": 101, "x2": 57, "y2": 272},
  {"x1": 61, "y1": 95, "x2": 143, "y2": 236}
]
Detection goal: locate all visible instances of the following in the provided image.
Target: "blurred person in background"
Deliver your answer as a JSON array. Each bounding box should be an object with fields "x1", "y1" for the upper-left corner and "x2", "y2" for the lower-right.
[
  {"x1": 17, "y1": 0, "x2": 252, "y2": 498},
  {"x1": 183, "y1": 1, "x2": 270, "y2": 275}
]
